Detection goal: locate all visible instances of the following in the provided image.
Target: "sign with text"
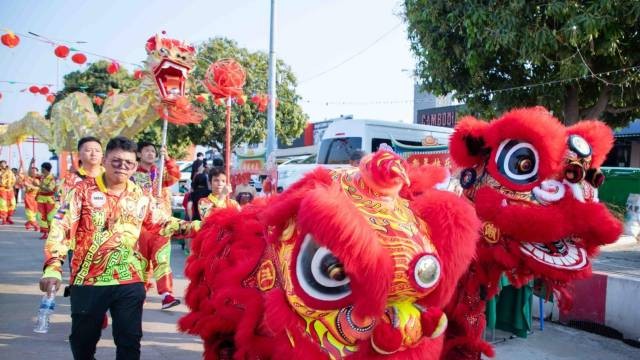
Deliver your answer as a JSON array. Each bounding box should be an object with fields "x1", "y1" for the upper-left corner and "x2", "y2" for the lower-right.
[{"x1": 416, "y1": 105, "x2": 462, "y2": 128}]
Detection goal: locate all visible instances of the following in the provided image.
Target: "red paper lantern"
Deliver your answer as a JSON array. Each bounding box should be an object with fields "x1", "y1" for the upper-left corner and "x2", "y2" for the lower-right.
[
  {"x1": 46, "y1": 94, "x2": 55, "y2": 103},
  {"x1": 1, "y1": 33, "x2": 20, "y2": 48},
  {"x1": 54, "y1": 45, "x2": 70, "y2": 58},
  {"x1": 71, "y1": 53, "x2": 87, "y2": 65},
  {"x1": 39, "y1": 86, "x2": 49, "y2": 95},
  {"x1": 133, "y1": 69, "x2": 144, "y2": 80},
  {"x1": 203, "y1": 59, "x2": 246, "y2": 100},
  {"x1": 93, "y1": 96, "x2": 104, "y2": 106},
  {"x1": 251, "y1": 94, "x2": 269, "y2": 112},
  {"x1": 106, "y1": 61, "x2": 120, "y2": 74},
  {"x1": 29, "y1": 86, "x2": 40, "y2": 94}
]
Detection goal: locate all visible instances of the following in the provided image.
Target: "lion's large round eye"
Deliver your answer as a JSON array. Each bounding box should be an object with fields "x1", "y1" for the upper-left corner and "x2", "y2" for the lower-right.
[
  {"x1": 159, "y1": 47, "x2": 169, "y2": 56},
  {"x1": 568, "y1": 135, "x2": 592, "y2": 158},
  {"x1": 296, "y1": 235, "x2": 351, "y2": 302},
  {"x1": 495, "y1": 139, "x2": 539, "y2": 184}
]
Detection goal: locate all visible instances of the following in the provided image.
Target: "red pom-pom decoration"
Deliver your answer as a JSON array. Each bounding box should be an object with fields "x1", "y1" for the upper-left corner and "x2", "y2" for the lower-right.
[
  {"x1": 203, "y1": 58, "x2": 246, "y2": 100},
  {"x1": 133, "y1": 69, "x2": 144, "y2": 80},
  {"x1": 39, "y1": 86, "x2": 49, "y2": 95},
  {"x1": 29, "y1": 86, "x2": 40, "y2": 94},
  {"x1": 46, "y1": 94, "x2": 55, "y2": 103}
]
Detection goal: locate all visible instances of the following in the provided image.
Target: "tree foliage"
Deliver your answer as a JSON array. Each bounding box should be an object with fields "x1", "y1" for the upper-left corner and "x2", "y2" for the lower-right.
[
  {"x1": 404, "y1": 0, "x2": 640, "y2": 126},
  {"x1": 48, "y1": 60, "x2": 191, "y2": 158},
  {"x1": 186, "y1": 37, "x2": 308, "y2": 154}
]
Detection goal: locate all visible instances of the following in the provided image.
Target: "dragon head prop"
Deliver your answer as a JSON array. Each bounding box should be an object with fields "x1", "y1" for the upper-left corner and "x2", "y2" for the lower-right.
[
  {"x1": 145, "y1": 33, "x2": 196, "y2": 103},
  {"x1": 449, "y1": 107, "x2": 622, "y2": 299},
  {"x1": 180, "y1": 149, "x2": 480, "y2": 360}
]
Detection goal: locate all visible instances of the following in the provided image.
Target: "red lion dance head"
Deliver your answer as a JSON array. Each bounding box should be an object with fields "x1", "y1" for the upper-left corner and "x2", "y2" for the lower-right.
[
  {"x1": 180, "y1": 149, "x2": 480, "y2": 359},
  {"x1": 440, "y1": 107, "x2": 623, "y2": 360},
  {"x1": 449, "y1": 107, "x2": 622, "y2": 300}
]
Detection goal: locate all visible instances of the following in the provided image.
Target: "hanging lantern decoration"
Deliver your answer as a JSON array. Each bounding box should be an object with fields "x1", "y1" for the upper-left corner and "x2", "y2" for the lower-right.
[
  {"x1": 106, "y1": 61, "x2": 120, "y2": 75},
  {"x1": 1, "y1": 32, "x2": 20, "y2": 48},
  {"x1": 133, "y1": 69, "x2": 144, "y2": 80},
  {"x1": 93, "y1": 96, "x2": 104, "y2": 106},
  {"x1": 46, "y1": 94, "x2": 55, "y2": 103},
  {"x1": 54, "y1": 45, "x2": 70, "y2": 58},
  {"x1": 251, "y1": 94, "x2": 270, "y2": 113},
  {"x1": 28, "y1": 86, "x2": 40, "y2": 94},
  {"x1": 71, "y1": 53, "x2": 87, "y2": 65},
  {"x1": 39, "y1": 86, "x2": 49, "y2": 95}
]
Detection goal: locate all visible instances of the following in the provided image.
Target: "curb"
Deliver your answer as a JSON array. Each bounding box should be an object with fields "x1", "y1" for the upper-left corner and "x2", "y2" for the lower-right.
[{"x1": 536, "y1": 271, "x2": 640, "y2": 342}]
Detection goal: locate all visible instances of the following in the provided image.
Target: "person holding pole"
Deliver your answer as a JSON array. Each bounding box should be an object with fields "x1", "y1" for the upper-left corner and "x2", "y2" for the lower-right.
[
  {"x1": 0, "y1": 160, "x2": 16, "y2": 224},
  {"x1": 131, "y1": 141, "x2": 182, "y2": 309}
]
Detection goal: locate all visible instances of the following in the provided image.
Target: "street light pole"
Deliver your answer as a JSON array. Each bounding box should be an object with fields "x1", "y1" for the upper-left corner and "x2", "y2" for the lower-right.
[{"x1": 266, "y1": 0, "x2": 277, "y2": 159}]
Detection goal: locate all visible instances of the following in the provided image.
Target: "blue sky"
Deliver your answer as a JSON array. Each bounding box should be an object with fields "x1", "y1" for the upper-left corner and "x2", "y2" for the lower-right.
[{"x1": 0, "y1": 0, "x2": 416, "y2": 164}]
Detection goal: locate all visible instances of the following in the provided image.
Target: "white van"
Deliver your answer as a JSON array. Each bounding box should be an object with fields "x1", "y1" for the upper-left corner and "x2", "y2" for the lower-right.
[{"x1": 317, "y1": 119, "x2": 453, "y2": 165}]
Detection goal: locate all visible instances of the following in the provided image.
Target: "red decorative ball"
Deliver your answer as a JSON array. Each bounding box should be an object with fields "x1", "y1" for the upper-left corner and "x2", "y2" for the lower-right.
[
  {"x1": 29, "y1": 86, "x2": 40, "y2": 94},
  {"x1": 203, "y1": 59, "x2": 246, "y2": 99},
  {"x1": 46, "y1": 94, "x2": 55, "y2": 103},
  {"x1": 71, "y1": 53, "x2": 87, "y2": 65},
  {"x1": 133, "y1": 69, "x2": 144, "y2": 80},
  {"x1": 39, "y1": 86, "x2": 49, "y2": 95},
  {"x1": 54, "y1": 45, "x2": 70, "y2": 58}
]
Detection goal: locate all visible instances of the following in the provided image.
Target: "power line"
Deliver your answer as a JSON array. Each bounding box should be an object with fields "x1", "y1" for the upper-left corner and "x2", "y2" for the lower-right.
[
  {"x1": 0, "y1": 80, "x2": 56, "y2": 86},
  {"x1": 299, "y1": 22, "x2": 402, "y2": 84}
]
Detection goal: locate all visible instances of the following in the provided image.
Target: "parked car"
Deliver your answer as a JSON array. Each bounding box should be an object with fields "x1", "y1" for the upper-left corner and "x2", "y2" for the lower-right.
[{"x1": 277, "y1": 154, "x2": 318, "y2": 191}]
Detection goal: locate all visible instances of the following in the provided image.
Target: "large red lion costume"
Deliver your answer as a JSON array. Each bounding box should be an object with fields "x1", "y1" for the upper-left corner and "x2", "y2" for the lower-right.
[
  {"x1": 442, "y1": 107, "x2": 623, "y2": 359},
  {"x1": 179, "y1": 150, "x2": 480, "y2": 359}
]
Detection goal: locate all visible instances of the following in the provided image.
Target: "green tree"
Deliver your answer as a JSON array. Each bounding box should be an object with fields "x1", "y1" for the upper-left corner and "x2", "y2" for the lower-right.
[
  {"x1": 48, "y1": 60, "x2": 191, "y2": 158},
  {"x1": 187, "y1": 37, "x2": 308, "y2": 155},
  {"x1": 404, "y1": 0, "x2": 640, "y2": 126}
]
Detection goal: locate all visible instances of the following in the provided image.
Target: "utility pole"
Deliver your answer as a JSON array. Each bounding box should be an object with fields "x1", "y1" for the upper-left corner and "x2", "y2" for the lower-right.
[{"x1": 266, "y1": 0, "x2": 277, "y2": 159}]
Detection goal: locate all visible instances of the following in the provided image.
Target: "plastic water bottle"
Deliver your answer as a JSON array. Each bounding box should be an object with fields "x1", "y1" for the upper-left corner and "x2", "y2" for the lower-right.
[{"x1": 33, "y1": 288, "x2": 56, "y2": 333}]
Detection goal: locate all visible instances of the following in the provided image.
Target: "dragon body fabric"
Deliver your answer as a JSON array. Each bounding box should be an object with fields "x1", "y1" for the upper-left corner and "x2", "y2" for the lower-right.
[
  {"x1": 0, "y1": 33, "x2": 199, "y2": 152},
  {"x1": 180, "y1": 150, "x2": 481, "y2": 360},
  {"x1": 442, "y1": 107, "x2": 623, "y2": 359}
]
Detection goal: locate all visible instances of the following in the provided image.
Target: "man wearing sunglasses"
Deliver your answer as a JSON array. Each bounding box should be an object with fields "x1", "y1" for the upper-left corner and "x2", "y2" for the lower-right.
[{"x1": 39, "y1": 136, "x2": 200, "y2": 360}]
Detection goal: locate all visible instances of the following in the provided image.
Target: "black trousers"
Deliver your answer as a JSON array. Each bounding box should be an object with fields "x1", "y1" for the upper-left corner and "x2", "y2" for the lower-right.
[{"x1": 69, "y1": 283, "x2": 146, "y2": 360}]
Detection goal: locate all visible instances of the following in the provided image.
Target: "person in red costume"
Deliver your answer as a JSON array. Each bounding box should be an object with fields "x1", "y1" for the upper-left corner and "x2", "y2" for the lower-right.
[
  {"x1": 130, "y1": 141, "x2": 182, "y2": 309},
  {"x1": 22, "y1": 160, "x2": 41, "y2": 231},
  {"x1": 0, "y1": 160, "x2": 16, "y2": 225},
  {"x1": 59, "y1": 137, "x2": 104, "y2": 268},
  {"x1": 40, "y1": 136, "x2": 200, "y2": 360}
]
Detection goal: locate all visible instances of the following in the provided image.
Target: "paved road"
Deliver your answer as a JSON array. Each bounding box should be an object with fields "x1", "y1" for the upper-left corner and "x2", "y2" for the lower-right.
[{"x1": 0, "y1": 206, "x2": 638, "y2": 359}]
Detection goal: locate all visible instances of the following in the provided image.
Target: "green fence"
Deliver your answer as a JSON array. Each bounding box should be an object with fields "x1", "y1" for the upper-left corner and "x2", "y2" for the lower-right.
[{"x1": 599, "y1": 167, "x2": 640, "y2": 208}]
